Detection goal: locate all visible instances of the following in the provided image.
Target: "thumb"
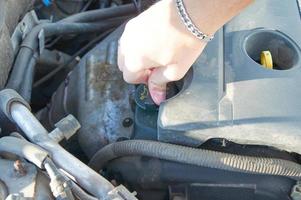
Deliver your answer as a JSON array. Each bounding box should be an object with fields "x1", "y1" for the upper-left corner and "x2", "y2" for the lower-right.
[{"x1": 148, "y1": 64, "x2": 187, "y2": 105}]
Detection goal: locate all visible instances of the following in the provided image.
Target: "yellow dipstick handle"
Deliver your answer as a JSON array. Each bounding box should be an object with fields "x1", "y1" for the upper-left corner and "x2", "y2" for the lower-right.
[{"x1": 260, "y1": 51, "x2": 273, "y2": 69}]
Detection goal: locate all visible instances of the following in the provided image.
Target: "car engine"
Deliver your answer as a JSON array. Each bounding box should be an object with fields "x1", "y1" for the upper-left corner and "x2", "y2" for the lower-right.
[{"x1": 0, "y1": 0, "x2": 301, "y2": 199}]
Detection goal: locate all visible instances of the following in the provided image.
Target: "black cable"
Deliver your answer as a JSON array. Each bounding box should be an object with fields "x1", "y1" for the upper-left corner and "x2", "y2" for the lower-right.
[
  {"x1": 45, "y1": 3, "x2": 136, "y2": 48},
  {"x1": 54, "y1": 0, "x2": 95, "y2": 15},
  {"x1": 46, "y1": 0, "x2": 97, "y2": 47},
  {"x1": 33, "y1": 29, "x2": 114, "y2": 87},
  {"x1": 132, "y1": 0, "x2": 141, "y2": 13},
  {"x1": 60, "y1": 3, "x2": 136, "y2": 23},
  {"x1": 44, "y1": 19, "x2": 125, "y2": 36},
  {"x1": 80, "y1": 0, "x2": 95, "y2": 12},
  {"x1": 19, "y1": 55, "x2": 37, "y2": 102},
  {"x1": 45, "y1": 36, "x2": 61, "y2": 48},
  {"x1": 54, "y1": 0, "x2": 74, "y2": 15}
]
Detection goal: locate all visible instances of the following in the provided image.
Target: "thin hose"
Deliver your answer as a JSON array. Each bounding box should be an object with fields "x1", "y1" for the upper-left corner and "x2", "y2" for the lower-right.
[
  {"x1": 43, "y1": 19, "x2": 126, "y2": 37},
  {"x1": 33, "y1": 28, "x2": 114, "y2": 87},
  {"x1": 61, "y1": 3, "x2": 137, "y2": 23},
  {"x1": 6, "y1": 3, "x2": 144, "y2": 92},
  {"x1": 89, "y1": 140, "x2": 301, "y2": 180},
  {"x1": 0, "y1": 136, "x2": 48, "y2": 168},
  {"x1": 70, "y1": 182, "x2": 98, "y2": 200},
  {"x1": 19, "y1": 55, "x2": 37, "y2": 102},
  {"x1": 46, "y1": 3, "x2": 137, "y2": 47},
  {"x1": 6, "y1": 4, "x2": 136, "y2": 94},
  {"x1": 54, "y1": 0, "x2": 91, "y2": 16}
]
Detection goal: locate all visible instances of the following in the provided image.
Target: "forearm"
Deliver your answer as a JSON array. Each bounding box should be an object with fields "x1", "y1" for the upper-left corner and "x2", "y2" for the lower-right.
[{"x1": 185, "y1": 0, "x2": 254, "y2": 35}]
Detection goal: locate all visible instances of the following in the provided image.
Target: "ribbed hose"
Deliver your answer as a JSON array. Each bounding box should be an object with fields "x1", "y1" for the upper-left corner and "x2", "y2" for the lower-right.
[{"x1": 89, "y1": 140, "x2": 301, "y2": 180}]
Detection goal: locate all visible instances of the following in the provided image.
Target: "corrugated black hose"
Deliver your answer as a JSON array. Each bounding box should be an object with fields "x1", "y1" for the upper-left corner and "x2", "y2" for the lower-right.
[{"x1": 89, "y1": 139, "x2": 301, "y2": 180}]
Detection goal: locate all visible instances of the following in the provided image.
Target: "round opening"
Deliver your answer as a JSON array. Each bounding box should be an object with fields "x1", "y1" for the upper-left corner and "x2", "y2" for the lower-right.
[
  {"x1": 244, "y1": 29, "x2": 301, "y2": 70},
  {"x1": 166, "y1": 68, "x2": 193, "y2": 100}
]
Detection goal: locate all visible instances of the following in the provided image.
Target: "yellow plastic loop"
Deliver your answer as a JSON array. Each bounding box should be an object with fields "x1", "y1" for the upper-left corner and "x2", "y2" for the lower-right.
[{"x1": 260, "y1": 51, "x2": 273, "y2": 69}]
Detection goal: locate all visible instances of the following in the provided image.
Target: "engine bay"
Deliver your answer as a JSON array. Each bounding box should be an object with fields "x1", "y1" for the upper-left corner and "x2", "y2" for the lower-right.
[{"x1": 0, "y1": 0, "x2": 301, "y2": 199}]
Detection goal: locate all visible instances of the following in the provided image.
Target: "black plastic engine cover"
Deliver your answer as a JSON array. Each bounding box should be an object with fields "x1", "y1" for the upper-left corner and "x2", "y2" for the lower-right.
[{"x1": 158, "y1": 0, "x2": 301, "y2": 154}]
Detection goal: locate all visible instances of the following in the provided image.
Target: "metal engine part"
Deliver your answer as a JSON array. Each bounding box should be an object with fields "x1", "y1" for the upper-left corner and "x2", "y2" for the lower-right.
[
  {"x1": 0, "y1": 158, "x2": 53, "y2": 199},
  {"x1": 42, "y1": 27, "x2": 134, "y2": 158},
  {"x1": 0, "y1": 89, "x2": 138, "y2": 200}
]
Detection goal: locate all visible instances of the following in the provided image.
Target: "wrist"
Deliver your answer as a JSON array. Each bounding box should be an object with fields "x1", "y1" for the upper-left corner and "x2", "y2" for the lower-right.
[
  {"x1": 183, "y1": 0, "x2": 221, "y2": 36},
  {"x1": 168, "y1": 0, "x2": 254, "y2": 38},
  {"x1": 160, "y1": 0, "x2": 205, "y2": 46}
]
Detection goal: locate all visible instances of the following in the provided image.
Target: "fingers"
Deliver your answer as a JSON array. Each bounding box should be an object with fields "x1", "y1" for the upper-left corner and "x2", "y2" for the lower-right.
[
  {"x1": 118, "y1": 45, "x2": 149, "y2": 84},
  {"x1": 124, "y1": 69, "x2": 152, "y2": 84},
  {"x1": 148, "y1": 63, "x2": 189, "y2": 105},
  {"x1": 118, "y1": 32, "x2": 154, "y2": 84}
]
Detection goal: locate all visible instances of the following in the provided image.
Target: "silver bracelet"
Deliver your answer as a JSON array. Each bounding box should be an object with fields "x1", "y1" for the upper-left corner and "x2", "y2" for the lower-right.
[{"x1": 175, "y1": 0, "x2": 214, "y2": 42}]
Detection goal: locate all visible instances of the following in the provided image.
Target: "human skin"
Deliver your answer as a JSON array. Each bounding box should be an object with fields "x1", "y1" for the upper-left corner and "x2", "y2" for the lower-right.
[{"x1": 118, "y1": 0, "x2": 254, "y2": 105}]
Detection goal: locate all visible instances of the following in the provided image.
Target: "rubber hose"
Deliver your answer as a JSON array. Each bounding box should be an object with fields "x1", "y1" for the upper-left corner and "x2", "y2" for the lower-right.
[
  {"x1": 6, "y1": 3, "x2": 138, "y2": 91},
  {"x1": 6, "y1": 47, "x2": 34, "y2": 90},
  {"x1": 89, "y1": 140, "x2": 301, "y2": 180},
  {"x1": 19, "y1": 56, "x2": 36, "y2": 102},
  {"x1": 61, "y1": 3, "x2": 137, "y2": 23},
  {"x1": 33, "y1": 28, "x2": 113, "y2": 87},
  {"x1": 9, "y1": 103, "x2": 115, "y2": 199},
  {"x1": 44, "y1": 19, "x2": 126, "y2": 36},
  {"x1": 0, "y1": 136, "x2": 48, "y2": 168},
  {"x1": 7, "y1": 3, "x2": 135, "y2": 92},
  {"x1": 6, "y1": 18, "x2": 126, "y2": 91}
]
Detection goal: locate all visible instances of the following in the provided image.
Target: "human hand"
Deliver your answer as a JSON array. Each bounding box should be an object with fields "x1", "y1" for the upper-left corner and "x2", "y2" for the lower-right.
[
  {"x1": 118, "y1": 0, "x2": 253, "y2": 105},
  {"x1": 118, "y1": 0, "x2": 205, "y2": 105}
]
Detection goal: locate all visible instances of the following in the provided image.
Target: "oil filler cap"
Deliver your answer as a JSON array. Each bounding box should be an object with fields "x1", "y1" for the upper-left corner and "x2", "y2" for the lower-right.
[
  {"x1": 260, "y1": 51, "x2": 273, "y2": 69},
  {"x1": 135, "y1": 84, "x2": 158, "y2": 111}
]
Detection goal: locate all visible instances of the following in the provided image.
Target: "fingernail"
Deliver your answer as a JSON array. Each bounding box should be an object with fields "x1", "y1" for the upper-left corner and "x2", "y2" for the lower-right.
[{"x1": 150, "y1": 88, "x2": 166, "y2": 105}]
